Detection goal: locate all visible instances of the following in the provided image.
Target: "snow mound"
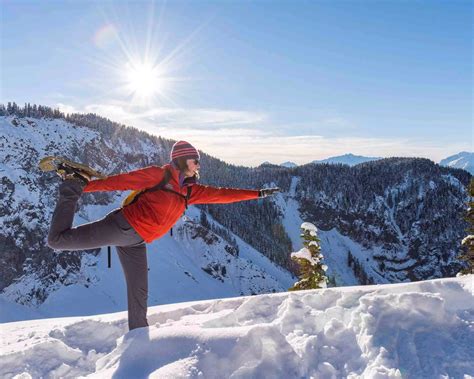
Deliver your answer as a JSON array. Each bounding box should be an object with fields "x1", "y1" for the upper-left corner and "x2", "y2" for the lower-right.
[
  {"x1": 301, "y1": 222, "x2": 318, "y2": 234},
  {"x1": 1, "y1": 276, "x2": 473, "y2": 378}
]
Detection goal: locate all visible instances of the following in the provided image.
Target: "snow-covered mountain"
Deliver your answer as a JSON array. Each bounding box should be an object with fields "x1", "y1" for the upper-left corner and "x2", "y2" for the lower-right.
[
  {"x1": 312, "y1": 153, "x2": 381, "y2": 166},
  {"x1": 265, "y1": 154, "x2": 381, "y2": 167},
  {"x1": 0, "y1": 106, "x2": 471, "y2": 323},
  {"x1": 440, "y1": 151, "x2": 474, "y2": 174},
  {"x1": 293, "y1": 159, "x2": 471, "y2": 284},
  {"x1": 1, "y1": 275, "x2": 473, "y2": 378},
  {"x1": 259, "y1": 161, "x2": 277, "y2": 167},
  {"x1": 0, "y1": 114, "x2": 294, "y2": 322},
  {"x1": 280, "y1": 161, "x2": 297, "y2": 168}
]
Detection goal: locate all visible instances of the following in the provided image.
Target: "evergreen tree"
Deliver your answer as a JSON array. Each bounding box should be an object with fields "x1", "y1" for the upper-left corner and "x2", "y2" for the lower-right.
[
  {"x1": 289, "y1": 222, "x2": 328, "y2": 291},
  {"x1": 458, "y1": 178, "x2": 474, "y2": 275},
  {"x1": 200, "y1": 209, "x2": 210, "y2": 229}
]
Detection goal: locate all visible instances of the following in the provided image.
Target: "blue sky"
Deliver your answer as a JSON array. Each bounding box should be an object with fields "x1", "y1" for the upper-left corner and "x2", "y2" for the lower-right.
[{"x1": 1, "y1": 0, "x2": 471, "y2": 166}]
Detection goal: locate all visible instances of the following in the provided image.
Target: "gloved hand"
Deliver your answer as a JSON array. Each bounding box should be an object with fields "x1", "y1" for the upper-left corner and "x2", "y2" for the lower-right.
[{"x1": 259, "y1": 187, "x2": 280, "y2": 198}]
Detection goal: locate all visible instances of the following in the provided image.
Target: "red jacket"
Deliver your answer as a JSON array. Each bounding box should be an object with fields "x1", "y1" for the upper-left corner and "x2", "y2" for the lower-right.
[{"x1": 84, "y1": 164, "x2": 260, "y2": 243}]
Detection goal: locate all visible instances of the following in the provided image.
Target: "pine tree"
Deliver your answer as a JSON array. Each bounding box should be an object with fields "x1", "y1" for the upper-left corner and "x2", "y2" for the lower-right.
[
  {"x1": 200, "y1": 209, "x2": 210, "y2": 229},
  {"x1": 458, "y1": 178, "x2": 474, "y2": 275},
  {"x1": 288, "y1": 222, "x2": 328, "y2": 291}
]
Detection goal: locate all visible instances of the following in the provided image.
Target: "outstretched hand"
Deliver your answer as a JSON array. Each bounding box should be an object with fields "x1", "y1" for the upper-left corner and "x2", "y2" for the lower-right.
[{"x1": 259, "y1": 187, "x2": 280, "y2": 198}]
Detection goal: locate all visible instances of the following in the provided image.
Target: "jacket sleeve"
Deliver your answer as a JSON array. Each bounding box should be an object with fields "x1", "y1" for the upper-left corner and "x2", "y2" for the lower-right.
[
  {"x1": 83, "y1": 166, "x2": 164, "y2": 193},
  {"x1": 189, "y1": 184, "x2": 260, "y2": 205}
]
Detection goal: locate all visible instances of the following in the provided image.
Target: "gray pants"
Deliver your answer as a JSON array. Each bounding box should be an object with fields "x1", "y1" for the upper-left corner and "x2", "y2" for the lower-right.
[{"x1": 47, "y1": 180, "x2": 149, "y2": 331}]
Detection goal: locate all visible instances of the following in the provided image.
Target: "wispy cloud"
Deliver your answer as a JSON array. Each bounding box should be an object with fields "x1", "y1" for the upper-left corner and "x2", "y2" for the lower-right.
[
  {"x1": 56, "y1": 102, "x2": 469, "y2": 167},
  {"x1": 79, "y1": 103, "x2": 267, "y2": 129}
]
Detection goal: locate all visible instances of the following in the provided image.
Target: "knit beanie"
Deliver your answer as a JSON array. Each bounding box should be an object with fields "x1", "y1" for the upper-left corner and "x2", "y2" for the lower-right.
[{"x1": 170, "y1": 141, "x2": 200, "y2": 163}]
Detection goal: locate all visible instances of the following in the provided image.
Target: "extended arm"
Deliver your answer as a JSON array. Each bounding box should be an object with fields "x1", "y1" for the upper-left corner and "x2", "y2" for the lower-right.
[
  {"x1": 189, "y1": 184, "x2": 260, "y2": 205},
  {"x1": 83, "y1": 166, "x2": 164, "y2": 193}
]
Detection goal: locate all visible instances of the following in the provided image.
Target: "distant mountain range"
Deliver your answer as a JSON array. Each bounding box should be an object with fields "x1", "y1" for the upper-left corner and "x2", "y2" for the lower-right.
[
  {"x1": 439, "y1": 152, "x2": 473, "y2": 175},
  {"x1": 274, "y1": 152, "x2": 473, "y2": 174},
  {"x1": 280, "y1": 161, "x2": 297, "y2": 168},
  {"x1": 312, "y1": 153, "x2": 382, "y2": 166},
  {"x1": 271, "y1": 154, "x2": 381, "y2": 168}
]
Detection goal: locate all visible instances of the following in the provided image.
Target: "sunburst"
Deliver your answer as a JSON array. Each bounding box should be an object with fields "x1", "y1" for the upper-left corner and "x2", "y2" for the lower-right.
[{"x1": 124, "y1": 61, "x2": 166, "y2": 100}]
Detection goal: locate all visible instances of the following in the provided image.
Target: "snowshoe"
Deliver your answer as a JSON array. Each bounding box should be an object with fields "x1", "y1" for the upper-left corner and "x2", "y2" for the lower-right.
[{"x1": 38, "y1": 156, "x2": 106, "y2": 184}]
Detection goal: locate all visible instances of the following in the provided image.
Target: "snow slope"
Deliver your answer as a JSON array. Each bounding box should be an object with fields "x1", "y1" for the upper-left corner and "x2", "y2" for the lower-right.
[
  {"x1": 1, "y1": 275, "x2": 473, "y2": 379},
  {"x1": 0, "y1": 206, "x2": 294, "y2": 323},
  {"x1": 440, "y1": 151, "x2": 474, "y2": 175},
  {"x1": 272, "y1": 177, "x2": 391, "y2": 287}
]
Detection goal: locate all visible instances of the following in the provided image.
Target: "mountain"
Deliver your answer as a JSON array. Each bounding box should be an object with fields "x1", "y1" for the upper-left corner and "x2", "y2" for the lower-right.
[
  {"x1": 0, "y1": 103, "x2": 471, "y2": 321},
  {"x1": 439, "y1": 151, "x2": 474, "y2": 174},
  {"x1": 280, "y1": 161, "x2": 297, "y2": 168},
  {"x1": 312, "y1": 153, "x2": 381, "y2": 166},
  {"x1": 1, "y1": 275, "x2": 473, "y2": 378},
  {"x1": 259, "y1": 161, "x2": 298, "y2": 168},
  {"x1": 259, "y1": 161, "x2": 278, "y2": 167},
  {"x1": 0, "y1": 112, "x2": 294, "y2": 320}
]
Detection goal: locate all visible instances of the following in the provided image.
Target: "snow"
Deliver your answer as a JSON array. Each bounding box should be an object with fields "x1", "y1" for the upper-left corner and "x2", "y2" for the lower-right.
[
  {"x1": 2, "y1": 115, "x2": 472, "y2": 376},
  {"x1": 1, "y1": 275, "x2": 473, "y2": 378},
  {"x1": 301, "y1": 222, "x2": 318, "y2": 236},
  {"x1": 0, "y1": 116, "x2": 99, "y2": 162},
  {"x1": 439, "y1": 151, "x2": 474, "y2": 175},
  {"x1": 0, "y1": 204, "x2": 294, "y2": 323},
  {"x1": 442, "y1": 174, "x2": 465, "y2": 190},
  {"x1": 291, "y1": 247, "x2": 319, "y2": 265},
  {"x1": 273, "y1": 176, "x2": 304, "y2": 251},
  {"x1": 272, "y1": 180, "x2": 396, "y2": 286},
  {"x1": 318, "y1": 228, "x2": 384, "y2": 286},
  {"x1": 280, "y1": 161, "x2": 297, "y2": 168},
  {"x1": 462, "y1": 235, "x2": 474, "y2": 245}
]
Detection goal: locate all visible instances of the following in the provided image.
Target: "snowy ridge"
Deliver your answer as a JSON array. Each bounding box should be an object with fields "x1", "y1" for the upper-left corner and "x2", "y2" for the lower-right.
[
  {"x1": 0, "y1": 116, "x2": 101, "y2": 234},
  {"x1": 1, "y1": 275, "x2": 473, "y2": 378},
  {"x1": 272, "y1": 180, "x2": 399, "y2": 287},
  {"x1": 439, "y1": 151, "x2": 474, "y2": 175}
]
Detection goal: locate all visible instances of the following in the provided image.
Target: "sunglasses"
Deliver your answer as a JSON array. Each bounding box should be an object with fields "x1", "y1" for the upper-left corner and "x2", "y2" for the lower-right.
[{"x1": 193, "y1": 159, "x2": 200, "y2": 165}]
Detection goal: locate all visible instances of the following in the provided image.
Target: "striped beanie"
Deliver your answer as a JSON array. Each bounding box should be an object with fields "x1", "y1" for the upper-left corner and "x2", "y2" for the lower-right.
[{"x1": 170, "y1": 141, "x2": 200, "y2": 162}]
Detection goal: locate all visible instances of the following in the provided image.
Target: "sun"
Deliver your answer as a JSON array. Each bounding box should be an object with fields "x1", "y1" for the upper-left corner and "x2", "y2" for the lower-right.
[
  {"x1": 88, "y1": 1, "x2": 204, "y2": 106},
  {"x1": 125, "y1": 61, "x2": 165, "y2": 100}
]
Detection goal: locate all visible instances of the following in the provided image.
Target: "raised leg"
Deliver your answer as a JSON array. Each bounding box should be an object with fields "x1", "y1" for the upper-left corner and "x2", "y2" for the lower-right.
[{"x1": 47, "y1": 180, "x2": 142, "y2": 250}]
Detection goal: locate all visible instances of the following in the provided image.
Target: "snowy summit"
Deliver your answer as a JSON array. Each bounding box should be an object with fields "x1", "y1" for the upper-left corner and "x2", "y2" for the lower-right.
[
  {"x1": 312, "y1": 153, "x2": 381, "y2": 167},
  {"x1": 1, "y1": 275, "x2": 473, "y2": 378},
  {"x1": 439, "y1": 151, "x2": 474, "y2": 175},
  {"x1": 280, "y1": 161, "x2": 298, "y2": 168}
]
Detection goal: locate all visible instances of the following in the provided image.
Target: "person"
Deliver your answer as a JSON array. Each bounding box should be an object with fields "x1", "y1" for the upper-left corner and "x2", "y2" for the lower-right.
[{"x1": 47, "y1": 141, "x2": 279, "y2": 330}]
